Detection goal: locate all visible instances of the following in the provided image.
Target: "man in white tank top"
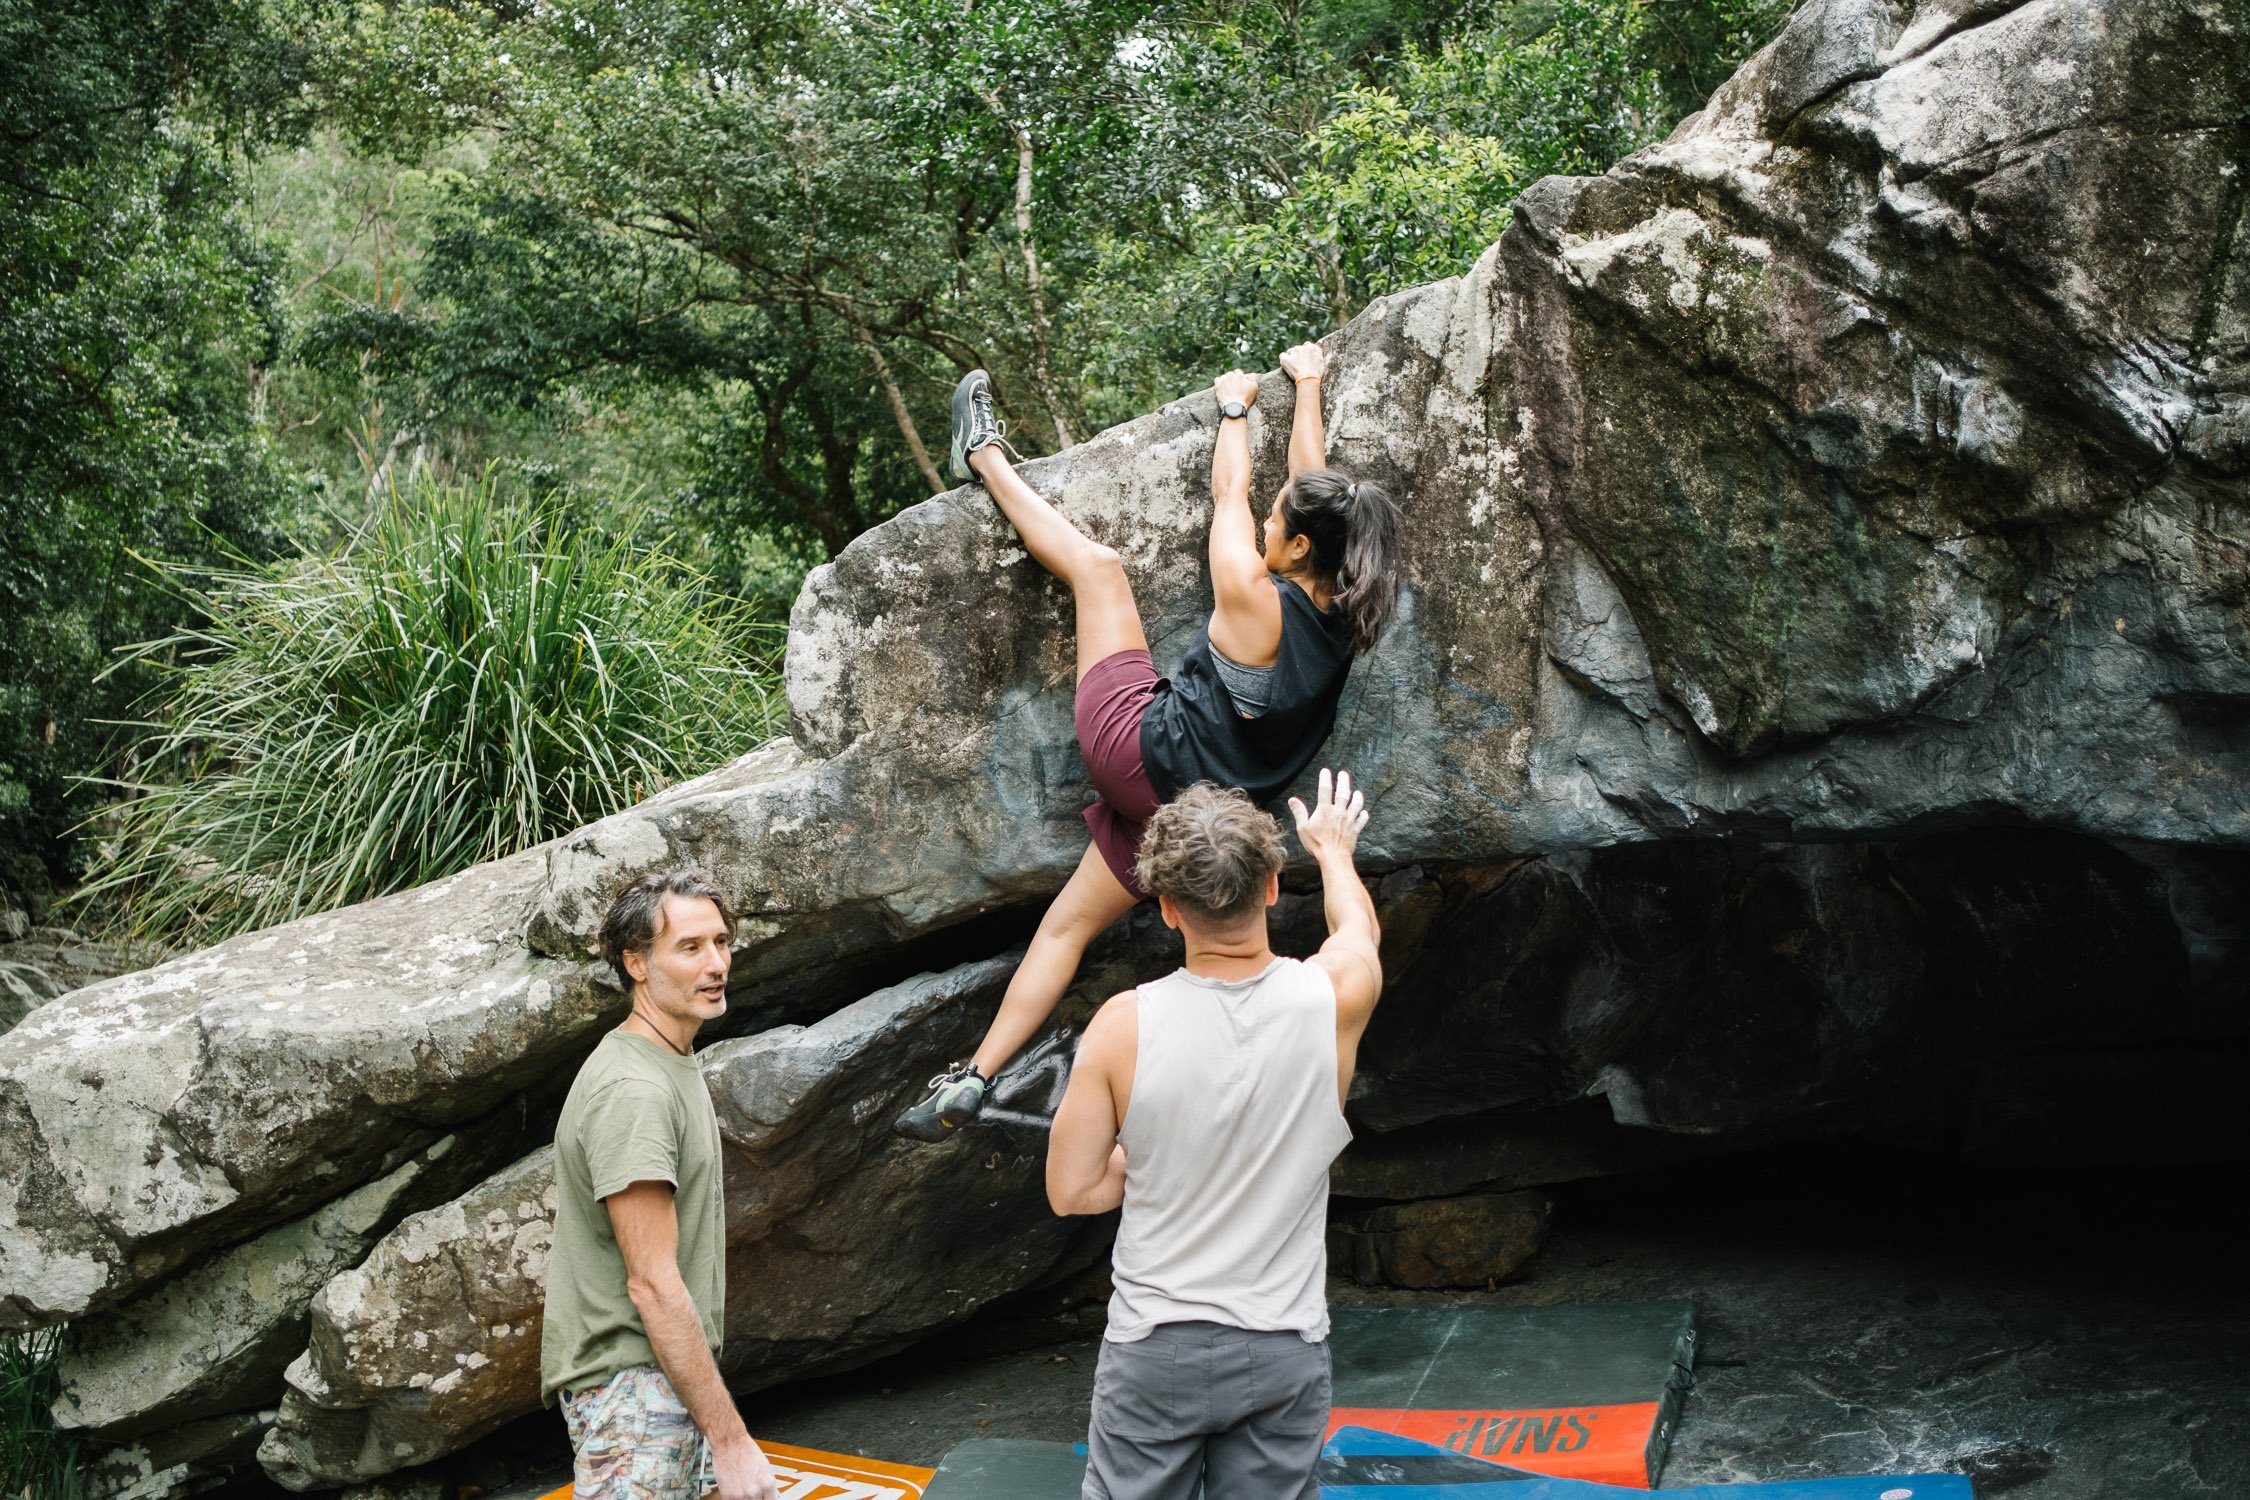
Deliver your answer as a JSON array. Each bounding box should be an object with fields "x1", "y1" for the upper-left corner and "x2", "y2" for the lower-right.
[{"x1": 1047, "y1": 769, "x2": 1383, "y2": 1500}]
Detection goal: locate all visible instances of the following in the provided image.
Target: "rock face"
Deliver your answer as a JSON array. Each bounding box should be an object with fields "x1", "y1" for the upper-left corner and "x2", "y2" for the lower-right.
[
  {"x1": 0, "y1": 851, "x2": 595, "y2": 1330},
  {"x1": 53, "y1": 1134, "x2": 511, "y2": 1444},
  {"x1": 258, "y1": 1148, "x2": 558, "y2": 1491},
  {"x1": 0, "y1": 0, "x2": 2242, "y2": 1489},
  {"x1": 258, "y1": 958, "x2": 1106, "y2": 1488},
  {"x1": 1329, "y1": 1191, "x2": 1555, "y2": 1289},
  {"x1": 80, "y1": 1411, "x2": 273, "y2": 1500},
  {"x1": 1348, "y1": 832, "x2": 2250, "y2": 1135}
]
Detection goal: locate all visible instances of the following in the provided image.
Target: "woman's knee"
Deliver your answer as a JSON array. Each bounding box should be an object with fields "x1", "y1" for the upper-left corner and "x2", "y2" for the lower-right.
[
  {"x1": 1069, "y1": 540, "x2": 1127, "y2": 591},
  {"x1": 1042, "y1": 864, "x2": 1132, "y2": 940}
]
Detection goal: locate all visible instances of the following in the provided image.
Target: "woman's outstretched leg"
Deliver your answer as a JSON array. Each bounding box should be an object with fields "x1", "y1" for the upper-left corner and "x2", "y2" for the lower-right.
[
  {"x1": 895, "y1": 844, "x2": 1138, "y2": 1142},
  {"x1": 894, "y1": 375, "x2": 1153, "y2": 1143},
  {"x1": 958, "y1": 371, "x2": 1147, "y2": 677},
  {"x1": 972, "y1": 844, "x2": 1139, "y2": 1078}
]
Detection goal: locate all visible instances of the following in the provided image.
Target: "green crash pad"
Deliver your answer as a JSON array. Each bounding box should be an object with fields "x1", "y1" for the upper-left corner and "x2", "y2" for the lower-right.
[
  {"x1": 923, "y1": 1303, "x2": 1697, "y2": 1496},
  {"x1": 924, "y1": 1438, "x2": 1089, "y2": 1497}
]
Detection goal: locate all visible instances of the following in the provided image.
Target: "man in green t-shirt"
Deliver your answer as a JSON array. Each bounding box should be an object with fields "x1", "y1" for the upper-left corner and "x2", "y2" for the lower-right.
[{"x1": 542, "y1": 871, "x2": 778, "y2": 1500}]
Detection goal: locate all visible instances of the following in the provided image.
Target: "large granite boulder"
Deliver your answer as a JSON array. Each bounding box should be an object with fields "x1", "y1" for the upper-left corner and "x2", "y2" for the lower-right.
[
  {"x1": 1, "y1": 0, "x2": 2244, "y2": 1490},
  {"x1": 256, "y1": 957, "x2": 1106, "y2": 1489},
  {"x1": 4, "y1": 0, "x2": 2243, "y2": 1335},
  {"x1": 0, "y1": 852, "x2": 595, "y2": 1331}
]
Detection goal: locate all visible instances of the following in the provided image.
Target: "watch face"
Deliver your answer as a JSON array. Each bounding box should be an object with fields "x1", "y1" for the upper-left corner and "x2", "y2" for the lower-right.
[{"x1": 1220, "y1": 400, "x2": 1248, "y2": 419}]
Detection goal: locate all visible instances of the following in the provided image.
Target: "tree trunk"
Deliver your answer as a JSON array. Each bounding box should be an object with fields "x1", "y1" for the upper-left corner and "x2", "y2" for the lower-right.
[
  {"x1": 842, "y1": 310, "x2": 947, "y2": 496},
  {"x1": 980, "y1": 89, "x2": 1075, "y2": 450}
]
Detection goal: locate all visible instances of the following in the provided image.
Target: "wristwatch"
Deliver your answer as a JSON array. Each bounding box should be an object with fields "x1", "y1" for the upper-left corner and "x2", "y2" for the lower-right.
[{"x1": 1217, "y1": 399, "x2": 1250, "y2": 421}]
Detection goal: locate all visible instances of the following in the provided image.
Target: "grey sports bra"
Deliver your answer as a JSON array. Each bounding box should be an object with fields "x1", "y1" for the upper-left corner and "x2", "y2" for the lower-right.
[{"x1": 1209, "y1": 643, "x2": 1277, "y2": 718}]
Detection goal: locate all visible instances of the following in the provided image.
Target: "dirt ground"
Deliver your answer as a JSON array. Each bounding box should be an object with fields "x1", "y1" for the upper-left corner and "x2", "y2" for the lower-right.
[{"x1": 740, "y1": 1143, "x2": 2248, "y2": 1495}]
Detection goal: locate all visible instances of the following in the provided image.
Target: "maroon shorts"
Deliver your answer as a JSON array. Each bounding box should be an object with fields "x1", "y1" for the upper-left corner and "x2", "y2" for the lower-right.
[{"x1": 1077, "y1": 649, "x2": 1164, "y2": 899}]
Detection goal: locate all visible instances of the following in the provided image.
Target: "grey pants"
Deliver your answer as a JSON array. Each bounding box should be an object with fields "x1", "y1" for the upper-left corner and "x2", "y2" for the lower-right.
[{"x1": 1083, "y1": 1321, "x2": 1331, "y2": 1500}]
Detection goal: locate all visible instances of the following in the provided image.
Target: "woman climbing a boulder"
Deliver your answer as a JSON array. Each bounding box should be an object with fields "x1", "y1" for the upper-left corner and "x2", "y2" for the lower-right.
[{"x1": 895, "y1": 341, "x2": 1403, "y2": 1141}]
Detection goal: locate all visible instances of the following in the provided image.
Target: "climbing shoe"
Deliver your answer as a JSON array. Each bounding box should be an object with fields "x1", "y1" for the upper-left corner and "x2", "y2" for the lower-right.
[
  {"x1": 949, "y1": 369, "x2": 1021, "y2": 483},
  {"x1": 894, "y1": 1060, "x2": 989, "y2": 1142}
]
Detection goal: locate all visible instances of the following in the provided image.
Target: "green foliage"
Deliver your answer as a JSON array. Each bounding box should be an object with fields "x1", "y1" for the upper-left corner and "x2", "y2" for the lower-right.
[
  {"x1": 1083, "y1": 0, "x2": 1666, "y2": 383},
  {"x1": 0, "y1": 1328, "x2": 80, "y2": 1500},
  {"x1": 76, "y1": 476, "x2": 781, "y2": 945},
  {"x1": 0, "y1": 0, "x2": 312, "y2": 904},
  {"x1": 1629, "y1": 0, "x2": 1798, "y2": 120},
  {"x1": 286, "y1": 1, "x2": 1500, "y2": 561},
  {"x1": 1165, "y1": 82, "x2": 1523, "y2": 355}
]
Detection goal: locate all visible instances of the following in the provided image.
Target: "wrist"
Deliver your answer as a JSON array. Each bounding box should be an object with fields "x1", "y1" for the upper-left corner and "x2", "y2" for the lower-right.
[{"x1": 1294, "y1": 373, "x2": 1321, "y2": 385}]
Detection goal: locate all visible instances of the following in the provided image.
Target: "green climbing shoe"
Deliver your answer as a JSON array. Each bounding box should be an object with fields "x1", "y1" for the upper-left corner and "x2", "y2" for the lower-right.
[{"x1": 894, "y1": 1060, "x2": 989, "y2": 1142}]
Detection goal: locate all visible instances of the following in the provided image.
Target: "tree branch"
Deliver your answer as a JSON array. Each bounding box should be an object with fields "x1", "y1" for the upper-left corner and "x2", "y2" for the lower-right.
[{"x1": 837, "y1": 302, "x2": 945, "y2": 495}]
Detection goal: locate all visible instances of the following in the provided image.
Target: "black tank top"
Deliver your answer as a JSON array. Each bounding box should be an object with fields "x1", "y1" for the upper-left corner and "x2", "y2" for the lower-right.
[{"x1": 1138, "y1": 574, "x2": 1354, "y2": 806}]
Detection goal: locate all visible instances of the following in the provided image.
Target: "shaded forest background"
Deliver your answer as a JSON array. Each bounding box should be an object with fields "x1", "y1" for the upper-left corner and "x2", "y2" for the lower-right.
[{"x1": 1, "y1": 0, "x2": 1789, "y2": 947}]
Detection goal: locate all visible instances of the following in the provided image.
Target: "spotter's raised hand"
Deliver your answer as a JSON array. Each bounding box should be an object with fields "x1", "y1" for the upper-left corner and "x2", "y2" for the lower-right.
[{"x1": 1288, "y1": 767, "x2": 1367, "y2": 862}]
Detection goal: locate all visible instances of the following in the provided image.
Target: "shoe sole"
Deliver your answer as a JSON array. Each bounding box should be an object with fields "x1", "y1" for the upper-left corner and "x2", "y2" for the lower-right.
[
  {"x1": 894, "y1": 1082, "x2": 983, "y2": 1143},
  {"x1": 949, "y1": 370, "x2": 988, "y2": 483},
  {"x1": 893, "y1": 1098, "x2": 953, "y2": 1142}
]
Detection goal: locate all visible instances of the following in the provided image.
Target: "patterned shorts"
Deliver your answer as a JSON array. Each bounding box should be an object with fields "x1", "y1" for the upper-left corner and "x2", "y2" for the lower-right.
[{"x1": 561, "y1": 1364, "x2": 713, "y2": 1500}]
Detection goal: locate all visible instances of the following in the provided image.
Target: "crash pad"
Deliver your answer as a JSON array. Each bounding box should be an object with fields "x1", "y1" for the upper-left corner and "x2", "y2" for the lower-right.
[
  {"x1": 1319, "y1": 1427, "x2": 1974, "y2": 1499},
  {"x1": 921, "y1": 1437, "x2": 1093, "y2": 1497},
  {"x1": 1328, "y1": 1303, "x2": 1697, "y2": 1487},
  {"x1": 531, "y1": 1439, "x2": 934, "y2": 1500},
  {"x1": 760, "y1": 1440, "x2": 936, "y2": 1497},
  {"x1": 920, "y1": 1430, "x2": 1973, "y2": 1500}
]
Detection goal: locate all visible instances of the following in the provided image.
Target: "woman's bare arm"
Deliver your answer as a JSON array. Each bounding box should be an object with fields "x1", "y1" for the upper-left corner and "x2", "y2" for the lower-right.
[
  {"x1": 1280, "y1": 341, "x2": 1327, "y2": 477},
  {"x1": 1209, "y1": 368, "x2": 1283, "y2": 663}
]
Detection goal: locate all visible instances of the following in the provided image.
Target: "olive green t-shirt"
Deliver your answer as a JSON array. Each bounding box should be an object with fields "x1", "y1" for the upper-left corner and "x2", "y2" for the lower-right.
[{"x1": 540, "y1": 1029, "x2": 726, "y2": 1401}]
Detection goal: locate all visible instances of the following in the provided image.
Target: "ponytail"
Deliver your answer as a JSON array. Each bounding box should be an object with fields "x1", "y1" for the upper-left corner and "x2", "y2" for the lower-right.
[{"x1": 1281, "y1": 468, "x2": 1403, "y2": 654}]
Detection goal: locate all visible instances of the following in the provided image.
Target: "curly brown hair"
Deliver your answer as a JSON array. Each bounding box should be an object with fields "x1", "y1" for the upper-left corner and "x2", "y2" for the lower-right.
[{"x1": 1134, "y1": 783, "x2": 1286, "y2": 924}]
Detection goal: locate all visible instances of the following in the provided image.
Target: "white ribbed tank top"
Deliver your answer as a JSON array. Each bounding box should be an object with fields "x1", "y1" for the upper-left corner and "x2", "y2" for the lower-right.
[{"x1": 1106, "y1": 956, "x2": 1353, "y2": 1343}]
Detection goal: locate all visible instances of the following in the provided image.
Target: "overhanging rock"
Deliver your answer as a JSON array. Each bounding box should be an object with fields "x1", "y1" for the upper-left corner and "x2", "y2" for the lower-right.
[
  {"x1": 0, "y1": 0, "x2": 2238, "y2": 1467},
  {"x1": 52, "y1": 1133, "x2": 513, "y2": 1444},
  {"x1": 0, "y1": 851, "x2": 595, "y2": 1330}
]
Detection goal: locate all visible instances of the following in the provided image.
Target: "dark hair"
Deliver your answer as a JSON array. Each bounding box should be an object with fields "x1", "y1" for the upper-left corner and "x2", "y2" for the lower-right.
[
  {"x1": 1135, "y1": 783, "x2": 1286, "y2": 925},
  {"x1": 599, "y1": 870, "x2": 737, "y2": 990},
  {"x1": 1280, "y1": 468, "x2": 1402, "y2": 654}
]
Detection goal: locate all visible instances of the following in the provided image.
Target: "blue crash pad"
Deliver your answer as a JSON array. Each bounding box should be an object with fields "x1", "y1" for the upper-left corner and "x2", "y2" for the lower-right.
[
  {"x1": 921, "y1": 1428, "x2": 1973, "y2": 1499},
  {"x1": 1320, "y1": 1426, "x2": 1975, "y2": 1498}
]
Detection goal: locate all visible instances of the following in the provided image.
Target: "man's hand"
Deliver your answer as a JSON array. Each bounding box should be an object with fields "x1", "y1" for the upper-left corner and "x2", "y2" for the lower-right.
[
  {"x1": 1289, "y1": 767, "x2": 1366, "y2": 864},
  {"x1": 712, "y1": 1433, "x2": 779, "y2": 1500},
  {"x1": 1215, "y1": 368, "x2": 1259, "y2": 408},
  {"x1": 1279, "y1": 341, "x2": 1327, "y2": 385}
]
